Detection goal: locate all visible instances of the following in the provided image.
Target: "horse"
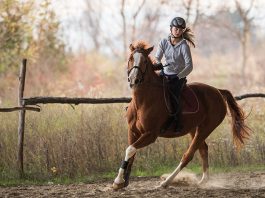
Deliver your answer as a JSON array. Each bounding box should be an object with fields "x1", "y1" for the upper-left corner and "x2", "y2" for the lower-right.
[{"x1": 112, "y1": 41, "x2": 250, "y2": 190}]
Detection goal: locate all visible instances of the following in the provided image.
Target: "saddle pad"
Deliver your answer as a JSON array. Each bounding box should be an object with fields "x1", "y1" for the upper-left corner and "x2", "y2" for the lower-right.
[{"x1": 181, "y1": 85, "x2": 199, "y2": 114}]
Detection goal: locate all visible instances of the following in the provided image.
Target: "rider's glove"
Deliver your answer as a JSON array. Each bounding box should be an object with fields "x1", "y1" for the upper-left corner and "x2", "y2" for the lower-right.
[{"x1": 153, "y1": 62, "x2": 163, "y2": 70}]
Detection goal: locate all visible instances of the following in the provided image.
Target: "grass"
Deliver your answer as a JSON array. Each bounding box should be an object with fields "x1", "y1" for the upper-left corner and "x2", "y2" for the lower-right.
[
  {"x1": 207, "y1": 164, "x2": 265, "y2": 174},
  {"x1": 132, "y1": 163, "x2": 265, "y2": 178},
  {"x1": 1, "y1": 164, "x2": 265, "y2": 187}
]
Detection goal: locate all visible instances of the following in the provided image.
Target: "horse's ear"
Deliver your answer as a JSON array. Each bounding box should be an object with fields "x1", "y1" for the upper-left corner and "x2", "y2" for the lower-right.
[
  {"x1": 129, "y1": 44, "x2": 135, "y2": 52},
  {"x1": 145, "y1": 46, "x2": 154, "y2": 55}
]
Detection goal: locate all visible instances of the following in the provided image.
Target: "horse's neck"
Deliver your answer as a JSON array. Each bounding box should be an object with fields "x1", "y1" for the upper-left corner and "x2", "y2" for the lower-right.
[
  {"x1": 132, "y1": 62, "x2": 163, "y2": 105},
  {"x1": 145, "y1": 61, "x2": 162, "y2": 83}
]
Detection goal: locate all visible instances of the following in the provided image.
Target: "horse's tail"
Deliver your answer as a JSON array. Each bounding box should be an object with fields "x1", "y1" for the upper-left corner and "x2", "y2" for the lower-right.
[{"x1": 219, "y1": 89, "x2": 251, "y2": 149}]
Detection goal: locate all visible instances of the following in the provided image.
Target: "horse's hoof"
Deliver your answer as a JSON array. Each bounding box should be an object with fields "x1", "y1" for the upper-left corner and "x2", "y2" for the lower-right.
[
  {"x1": 112, "y1": 182, "x2": 125, "y2": 190},
  {"x1": 159, "y1": 181, "x2": 168, "y2": 189},
  {"x1": 198, "y1": 179, "x2": 208, "y2": 185}
]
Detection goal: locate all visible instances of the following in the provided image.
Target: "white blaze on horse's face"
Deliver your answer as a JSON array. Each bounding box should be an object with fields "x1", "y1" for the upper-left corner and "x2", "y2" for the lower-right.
[{"x1": 128, "y1": 52, "x2": 143, "y2": 87}]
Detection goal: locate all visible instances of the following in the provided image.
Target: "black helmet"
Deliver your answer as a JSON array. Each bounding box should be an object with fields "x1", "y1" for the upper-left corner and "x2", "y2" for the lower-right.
[{"x1": 170, "y1": 17, "x2": 186, "y2": 29}]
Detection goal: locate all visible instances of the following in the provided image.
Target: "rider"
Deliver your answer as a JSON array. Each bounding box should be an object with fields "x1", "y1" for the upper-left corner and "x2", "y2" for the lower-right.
[{"x1": 154, "y1": 17, "x2": 195, "y2": 131}]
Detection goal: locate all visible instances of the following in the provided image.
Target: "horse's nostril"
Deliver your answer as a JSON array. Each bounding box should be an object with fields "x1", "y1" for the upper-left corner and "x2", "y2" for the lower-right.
[
  {"x1": 128, "y1": 78, "x2": 130, "y2": 82},
  {"x1": 135, "y1": 79, "x2": 139, "y2": 84}
]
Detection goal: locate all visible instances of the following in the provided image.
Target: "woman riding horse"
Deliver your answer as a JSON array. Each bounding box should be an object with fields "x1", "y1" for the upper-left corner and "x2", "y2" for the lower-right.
[
  {"x1": 112, "y1": 41, "x2": 250, "y2": 190},
  {"x1": 154, "y1": 17, "x2": 195, "y2": 131}
]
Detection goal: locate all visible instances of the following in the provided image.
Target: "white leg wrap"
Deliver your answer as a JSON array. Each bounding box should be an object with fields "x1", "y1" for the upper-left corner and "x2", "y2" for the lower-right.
[
  {"x1": 160, "y1": 162, "x2": 182, "y2": 187},
  {"x1": 125, "y1": 145, "x2": 137, "y2": 161},
  {"x1": 114, "y1": 145, "x2": 137, "y2": 184}
]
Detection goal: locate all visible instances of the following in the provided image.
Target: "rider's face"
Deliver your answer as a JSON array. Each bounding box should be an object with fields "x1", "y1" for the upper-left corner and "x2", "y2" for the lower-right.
[{"x1": 171, "y1": 26, "x2": 184, "y2": 38}]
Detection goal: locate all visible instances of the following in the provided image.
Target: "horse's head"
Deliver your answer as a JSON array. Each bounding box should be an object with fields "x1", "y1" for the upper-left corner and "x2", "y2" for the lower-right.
[{"x1": 127, "y1": 42, "x2": 154, "y2": 88}]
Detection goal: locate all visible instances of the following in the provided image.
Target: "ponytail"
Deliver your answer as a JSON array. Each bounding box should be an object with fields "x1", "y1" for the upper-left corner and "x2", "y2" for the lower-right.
[{"x1": 183, "y1": 27, "x2": 195, "y2": 48}]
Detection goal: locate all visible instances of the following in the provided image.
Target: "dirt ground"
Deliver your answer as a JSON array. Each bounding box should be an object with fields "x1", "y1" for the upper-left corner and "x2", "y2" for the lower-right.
[{"x1": 1, "y1": 171, "x2": 265, "y2": 198}]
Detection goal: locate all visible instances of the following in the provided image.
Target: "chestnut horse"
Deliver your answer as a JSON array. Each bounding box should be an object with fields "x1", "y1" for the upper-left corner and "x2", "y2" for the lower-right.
[{"x1": 113, "y1": 41, "x2": 250, "y2": 190}]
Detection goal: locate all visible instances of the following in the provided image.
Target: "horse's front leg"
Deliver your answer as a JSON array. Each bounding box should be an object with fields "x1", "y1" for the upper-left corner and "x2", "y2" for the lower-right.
[
  {"x1": 123, "y1": 153, "x2": 136, "y2": 187},
  {"x1": 113, "y1": 145, "x2": 137, "y2": 190},
  {"x1": 113, "y1": 128, "x2": 139, "y2": 190},
  {"x1": 113, "y1": 131, "x2": 158, "y2": 190}
]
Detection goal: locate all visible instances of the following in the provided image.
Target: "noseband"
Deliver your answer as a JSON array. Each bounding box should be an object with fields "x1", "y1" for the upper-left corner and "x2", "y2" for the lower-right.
[{"x1": 127, "y1": 50, "x2": 148, "y2": 84}]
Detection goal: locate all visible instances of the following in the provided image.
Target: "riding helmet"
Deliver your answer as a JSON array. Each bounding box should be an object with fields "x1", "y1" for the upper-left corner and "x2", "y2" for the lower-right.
[{"x1": 170, "y1": 17, "x2": 186, "y2": 29}]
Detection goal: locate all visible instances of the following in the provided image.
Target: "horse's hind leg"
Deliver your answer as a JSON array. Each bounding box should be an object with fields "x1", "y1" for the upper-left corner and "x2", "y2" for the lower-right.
[
  {"x1": 198, "y1": 141, "x2": 209, "y2": 184},
  {"x1": 160, "y1": 125, "x2": 213, "y2": 188},
  {"x1": 189, "y1": 130, "x2": 209, "y2": 184}
]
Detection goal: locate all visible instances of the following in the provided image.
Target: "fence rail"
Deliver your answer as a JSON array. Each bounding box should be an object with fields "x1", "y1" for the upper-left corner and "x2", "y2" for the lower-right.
[
  {"x1": 22, "y1": 93, "x2": 265, "y2": 106},
  {"x1": 2, "y1": 93, "x2": 265, "y2": 113},
  {"x1": 23, "y1": 97, "x2": 131, "y2": 105},
  {"x1": 0, "y1": 106, "x2": 40, "y2": 112}
]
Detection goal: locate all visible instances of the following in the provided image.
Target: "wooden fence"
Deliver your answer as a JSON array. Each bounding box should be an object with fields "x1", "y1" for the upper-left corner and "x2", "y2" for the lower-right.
[{"x1": 0, "y1": 59, "x2": 265, "y2": 178}]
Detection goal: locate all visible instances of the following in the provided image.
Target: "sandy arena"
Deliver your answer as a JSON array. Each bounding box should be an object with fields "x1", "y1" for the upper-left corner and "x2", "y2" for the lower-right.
[{"x1": 1, "y1": 171, "x2": 265, "y2": 197}]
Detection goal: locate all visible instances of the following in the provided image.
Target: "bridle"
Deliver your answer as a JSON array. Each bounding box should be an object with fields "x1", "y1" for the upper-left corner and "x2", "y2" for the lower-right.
[
  {"x1": 127, "y1": 50, "x2": 148, "y2": 84},
  {"x1": 126, "y1": 49, "x2": 176, "y2": 115}
]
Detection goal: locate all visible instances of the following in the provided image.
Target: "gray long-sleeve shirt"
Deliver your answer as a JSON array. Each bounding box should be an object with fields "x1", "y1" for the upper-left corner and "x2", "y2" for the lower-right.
[{"x1": 155, "y1": 37, "x2": 193, "y2": 79}]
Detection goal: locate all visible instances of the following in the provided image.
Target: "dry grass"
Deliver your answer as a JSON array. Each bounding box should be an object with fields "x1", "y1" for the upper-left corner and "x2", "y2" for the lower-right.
[{"x1": 0, "y1": 100, "x2": 264, "y2": 180}]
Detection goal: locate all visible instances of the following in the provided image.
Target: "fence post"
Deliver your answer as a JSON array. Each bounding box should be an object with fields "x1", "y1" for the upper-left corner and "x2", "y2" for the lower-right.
[{"x1": 17, "y1": 59, "x2": 27, "y2": 178}]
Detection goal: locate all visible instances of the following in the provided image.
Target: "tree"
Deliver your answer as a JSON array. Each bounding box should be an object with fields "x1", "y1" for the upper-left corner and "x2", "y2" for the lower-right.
[
  {"x1": 234, "y1": 0, "x2": 255, "y2": 79},
  {"x1": 130, "y1": 0, "x2": 146, "y2": 42},
  {"x1": 0, "y1": 0, "x2": 34, "y2": 74},
  {"x1": 0, "y1": 0, "x2": 66, "y2": 75},
  {"x1": 0, "y1": 0, "x2": 67, "y2": 99},
  {"x1": 81, "y1": 0, "x2": 102, "y2": 50},
  {"x1": 181, "y1": 0, "x2": 201, "y2": 29},
  {"x1": 209, "y1": 0, "x2": 255, "y2": 79},
  {"x1": 120, "y1": 0, "x2": 127, "y2": 59},
  {"x1": 32, "y1": 0, "x2": 66, "y2": 73}
]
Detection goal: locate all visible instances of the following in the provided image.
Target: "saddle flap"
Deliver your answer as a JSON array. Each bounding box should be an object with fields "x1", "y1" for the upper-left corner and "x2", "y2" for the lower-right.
[
  {"x1": 181, "y1": 85, "x2": 199, "y2": 114},
  {"x1": 164, "y1": 83, "x2": 199, "y2": 115}
]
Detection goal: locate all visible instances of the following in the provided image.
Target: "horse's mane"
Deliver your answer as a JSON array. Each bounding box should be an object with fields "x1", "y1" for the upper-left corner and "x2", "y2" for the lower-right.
[
  {"x1": 131, "y1": 40, "x2": 156, "y2": 63},
  {"x1": 132, "y1": 40, "x2": 149, "y2": 50}
]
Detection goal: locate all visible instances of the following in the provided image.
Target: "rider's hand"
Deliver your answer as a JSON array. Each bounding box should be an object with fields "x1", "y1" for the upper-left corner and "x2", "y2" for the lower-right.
[{"x1": 153, "y1": 62, "x2": 163, "y2": 70}]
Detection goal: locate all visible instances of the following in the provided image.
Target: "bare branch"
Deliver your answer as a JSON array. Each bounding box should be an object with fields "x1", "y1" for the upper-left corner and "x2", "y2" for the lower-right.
[
  {"x1": 82, "y1": 0, "x2": 102, "y2": 49},
  {"x1": 131, "y1": 0, "x2": 146, "y2": 42},
  {"x1": 181, "y1": 0, "x2": 193, "y2": 23},
  {"x1": 133, "y1": 0, "x2": 146, "y2": 19},
  {"x1": 120, "y1": 0, "x2": 127, "y2": 59},
  {"x1": 233, "y1": 0, "x2": 255, "y2": 78},
  {"x1": 192, "y1": 0, "x2": 200, "y2": 29},
  {"x1": 181, "y1": 0, "x2": 201, "y2": 28},
  {"x1": 246, "y1": 0, "x2": 255, "y2": 15}
]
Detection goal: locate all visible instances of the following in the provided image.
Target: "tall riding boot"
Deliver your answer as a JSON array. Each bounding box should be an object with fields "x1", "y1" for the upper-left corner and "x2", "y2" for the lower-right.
[{"x1": 173, "y1": 104, "x2": 183, "y2": 132}]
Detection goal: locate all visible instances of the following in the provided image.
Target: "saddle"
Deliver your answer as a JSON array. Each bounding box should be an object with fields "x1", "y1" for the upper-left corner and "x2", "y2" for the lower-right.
[
  {"x1": 161, "y1": 84, "x2": 199, "y2": 133},
  {"x1": 180, "y1": 85, "x2": 199, "y2": 114},
  {"x1": 166, "y1": 84, "x2": 199, "y2": 115}
]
